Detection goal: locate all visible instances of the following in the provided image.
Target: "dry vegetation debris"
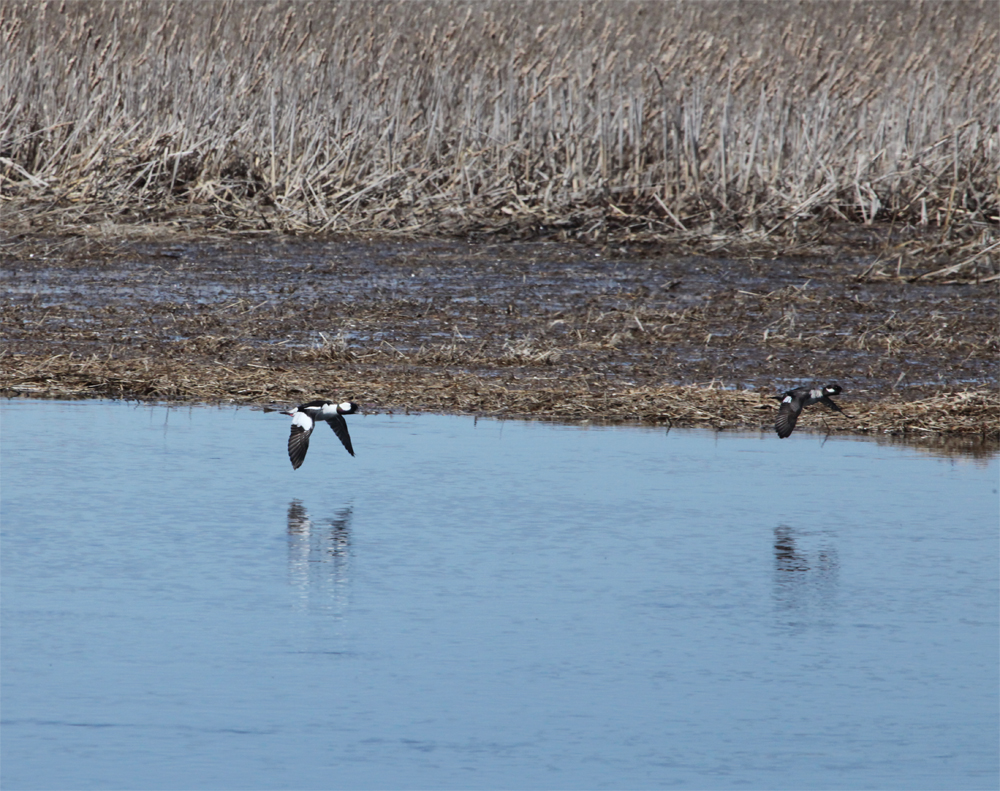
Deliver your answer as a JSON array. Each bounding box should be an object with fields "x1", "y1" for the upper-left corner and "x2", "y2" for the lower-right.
[{"x1": 2, "y1": 236, "x2": 996, "y2": 447}]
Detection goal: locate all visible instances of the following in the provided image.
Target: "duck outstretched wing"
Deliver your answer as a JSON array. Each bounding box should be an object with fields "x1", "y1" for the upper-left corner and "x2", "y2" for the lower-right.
[
  {"x1": 326, "y1": 414, "x2": 355, "y2": 456},
  {"x1": 288, "y1": 413, "x2": 314, "y2": 469},
  {"x1": 774, "y1": 399, "x2": 801, "y2": 438}
]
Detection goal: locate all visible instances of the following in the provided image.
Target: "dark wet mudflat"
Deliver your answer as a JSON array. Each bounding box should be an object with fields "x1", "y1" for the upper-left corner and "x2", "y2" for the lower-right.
[{"x1": 2, "y1": 233, "x2": 997, "y2": 447}]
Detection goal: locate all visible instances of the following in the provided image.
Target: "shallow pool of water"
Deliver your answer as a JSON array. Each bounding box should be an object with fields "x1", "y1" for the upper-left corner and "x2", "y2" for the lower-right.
[{"x1": 2, "y1": 400, "x2": 997, "y2": 790}]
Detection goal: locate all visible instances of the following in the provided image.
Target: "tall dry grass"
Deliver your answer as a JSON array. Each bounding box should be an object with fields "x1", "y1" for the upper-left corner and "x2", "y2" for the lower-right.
[{"x1": 1, "y1": 0, "x2": 997, "y2": 244}]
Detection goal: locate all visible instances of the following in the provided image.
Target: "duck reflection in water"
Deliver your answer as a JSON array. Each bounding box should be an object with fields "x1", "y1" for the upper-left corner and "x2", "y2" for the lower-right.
[
  {"x1": 773, "y1": 524, "x2": 839, "y2": 628},
  {"x1": 287, "y1": 499, "x2": 353, "y2": 613}
]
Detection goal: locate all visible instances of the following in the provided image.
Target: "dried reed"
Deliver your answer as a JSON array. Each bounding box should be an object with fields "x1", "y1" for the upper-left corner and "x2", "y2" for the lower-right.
[{"x1": 1, "y1": 1, "x2": 997, "y2": 265}]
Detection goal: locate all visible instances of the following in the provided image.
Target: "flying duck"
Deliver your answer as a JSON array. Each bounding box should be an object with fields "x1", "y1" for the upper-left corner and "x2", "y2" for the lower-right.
[
  {"x1": 774, "y1": 385, "x2": 844, "y2": 438},
  {"x1": 282, "y1": 400, "x2": 359, "y2": 469}
]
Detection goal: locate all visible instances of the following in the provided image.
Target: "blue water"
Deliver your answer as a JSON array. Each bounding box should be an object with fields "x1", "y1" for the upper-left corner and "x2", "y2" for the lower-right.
[{"x1": 2, "y1": 400, "x2": 997, "y2": 790}]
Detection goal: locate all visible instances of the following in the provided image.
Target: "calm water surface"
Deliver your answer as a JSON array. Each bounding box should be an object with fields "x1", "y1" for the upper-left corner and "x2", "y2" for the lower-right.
[{"x1": 2, "y1": 400, "x2": 997, "y2": 790}]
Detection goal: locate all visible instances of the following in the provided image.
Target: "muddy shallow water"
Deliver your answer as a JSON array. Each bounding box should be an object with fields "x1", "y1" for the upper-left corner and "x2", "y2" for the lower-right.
[{"x1": 1, "y1": 234, "x2": 997, "y2": 442}]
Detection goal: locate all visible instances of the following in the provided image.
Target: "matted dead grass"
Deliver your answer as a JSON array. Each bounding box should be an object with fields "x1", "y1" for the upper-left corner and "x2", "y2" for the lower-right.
[{"x1": 4, "y1": 353, "x2": 996, "y2": 450}]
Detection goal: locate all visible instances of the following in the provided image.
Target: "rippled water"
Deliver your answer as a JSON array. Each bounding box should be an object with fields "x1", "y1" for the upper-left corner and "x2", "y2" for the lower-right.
[{"x1": 2, "y1": 400, "x2": 997, "y2": 790}]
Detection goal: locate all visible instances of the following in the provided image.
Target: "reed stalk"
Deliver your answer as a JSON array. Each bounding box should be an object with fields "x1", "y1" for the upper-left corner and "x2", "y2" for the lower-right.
[{"x1": 1, "y1": 1, "x2": 996, "y2": 246}]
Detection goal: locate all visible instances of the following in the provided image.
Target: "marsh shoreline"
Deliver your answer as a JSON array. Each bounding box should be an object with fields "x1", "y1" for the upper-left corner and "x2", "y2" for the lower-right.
[{"x1": 2, "y1": 230, "x2": 996, "y2": 455}]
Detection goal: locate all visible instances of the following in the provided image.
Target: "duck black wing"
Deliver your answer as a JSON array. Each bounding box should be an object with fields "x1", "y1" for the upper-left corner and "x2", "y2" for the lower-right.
[
  {"x1": 819, "y1": 394, "x2": 844, "y2": 413},
  {"x1": 774, "y1": 394, "x2": 803, "y2": 438},
  {"x1": 288, "y1": 414, "x2": 315, "y2": 469},
  {"x1": 325, "y1": 414, "x2": 355, "y2": 456}
]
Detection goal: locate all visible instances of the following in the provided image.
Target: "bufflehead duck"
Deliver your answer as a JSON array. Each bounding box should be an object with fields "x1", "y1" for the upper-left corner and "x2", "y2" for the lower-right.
[
  {"x1": 282, "y1": 400, "x2": 359, "y2": 469},
  {"x1": 773, "y1": 384, "x2": 844, "y2": 438}
]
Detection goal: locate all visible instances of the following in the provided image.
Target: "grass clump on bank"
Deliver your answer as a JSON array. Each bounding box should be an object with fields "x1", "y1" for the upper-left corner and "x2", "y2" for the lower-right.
[{"x1": 1, "y1": 1, "x2": 997, "y2": 271}]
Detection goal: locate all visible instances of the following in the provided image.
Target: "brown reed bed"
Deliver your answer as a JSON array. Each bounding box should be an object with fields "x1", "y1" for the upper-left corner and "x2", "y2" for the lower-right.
[
  {"x1": 2, "y1": 235, "x2": 996, "y2": 451},
  {"x1": 1, "y1": 0, "x2": 998, "y2": 276}
]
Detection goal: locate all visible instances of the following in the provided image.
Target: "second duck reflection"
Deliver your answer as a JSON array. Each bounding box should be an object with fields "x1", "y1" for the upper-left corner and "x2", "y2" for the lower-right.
[
  {"x1": 287, "y1": 499, "x2": 353, "y2": 614},
  {"x1": 772, "y1": 524, "x2": 840, "y2": 629}
]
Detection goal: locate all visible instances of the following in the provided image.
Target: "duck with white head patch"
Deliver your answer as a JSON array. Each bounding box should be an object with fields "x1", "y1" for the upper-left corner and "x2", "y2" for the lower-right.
[
  {"x1": 773, "y1": 384, "x2": 844, "y2": 438},
  {"x1": 282, "y1": 400, "x2": 359, "y2": 469}
]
